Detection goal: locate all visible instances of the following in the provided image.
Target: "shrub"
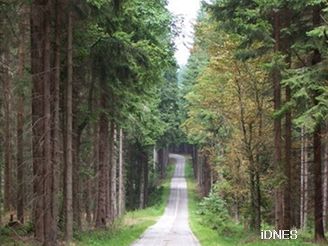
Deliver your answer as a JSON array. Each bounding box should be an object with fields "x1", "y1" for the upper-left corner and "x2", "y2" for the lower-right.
[{"x1": 198, "y1": 191, "x2": 230, "y2": 234}]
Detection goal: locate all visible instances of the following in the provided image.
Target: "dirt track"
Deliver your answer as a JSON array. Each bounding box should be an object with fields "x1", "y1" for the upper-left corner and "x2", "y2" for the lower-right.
[{"x1": 131, "y1": 154, "x2": 200, "y2": 246}]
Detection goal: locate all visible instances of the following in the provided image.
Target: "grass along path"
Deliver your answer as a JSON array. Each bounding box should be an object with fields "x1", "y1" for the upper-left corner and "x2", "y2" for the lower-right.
[
  {"x1": 185, "y1": 158, "x2": 316, "y2": 246},
  {"x1": 77, "y1": 161, "x2": 175, "y2": 246}
]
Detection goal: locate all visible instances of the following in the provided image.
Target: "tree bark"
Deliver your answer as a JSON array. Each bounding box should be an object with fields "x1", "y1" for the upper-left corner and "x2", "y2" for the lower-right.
[
  {"x1": 273, "y1": 10, "x2": 283, "y2": 230},
  {"x1": 31, "y1": 0, "x2": 45, "y2": 241},
  {"x1": 323, "y1": 136, "x2": 328, "y2": 231},
  {"x1": 118, "y1": 128, "x2": 125, "y2": 216},
  {"x1": 300, "y1": 127, "x2": 308, "y2": 229},
  {"x1": 3, "y1": 45, "x2": 13, "y2": 213},
  {"x1": 0, "y1": 4, "x2": 4, "y2": 226},
  {"x1": 95, "y1": 86, "x2": 110, "y2": 228},
  {"x1": 313, "y1": 123, "x2": 325, "y2": 241},
  {"x1": 43, "y1": 2, "x2": 56, "y2": 243},
  {"x1": 304, "y1": 130, "x2": 308, "y2": 229},
  {"x1": 283, "y1": 86, "x2": 292, "y2": 230},
  {"x1": 92, "y1": 121, "x2": 99, "y2": 223},
  {"x1": 312, "y1": 5, "x2": 325, "y2": 242},
  {"x1": 143, "y1": 152, "x2": 149, "y2": 207},
  {"x1": 64, "y1": 9, "x2": 73, "y2": 242},
  {"x1": 84, "y1": 125, "x2": 93, "y2": 226},
  {"x1": 73, "y1": 131, "x2": 82, "y2": 229},
  {"x1": 16, "y1": 4, "x2": 28, "y2": 224},
  {"x1": 50, "y1": 0, "x2": 61, "y2": 240},
  {"x1": 139, "y1": 156, "x2": 144, "y2": 209},
  {"x1": 110, "y1": 123, "x2": 117, "y2": 219},
  {"x1": 282, "y1": 7, "x2": 292, "y2": 229}
]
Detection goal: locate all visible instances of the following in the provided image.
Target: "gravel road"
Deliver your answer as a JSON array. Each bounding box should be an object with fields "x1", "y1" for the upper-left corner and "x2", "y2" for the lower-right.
[{"x1": 131, "y1": 154, "x2": 200, "y2": 246}]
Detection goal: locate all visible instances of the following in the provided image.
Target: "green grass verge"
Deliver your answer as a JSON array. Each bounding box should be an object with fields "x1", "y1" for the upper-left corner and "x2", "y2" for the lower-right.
[
  {"x1": 185, "y1": 158, "x2": 317, "y2": 246},
  {"x1": 77, "y1": 161, "x2": 175, "y2": 246}
]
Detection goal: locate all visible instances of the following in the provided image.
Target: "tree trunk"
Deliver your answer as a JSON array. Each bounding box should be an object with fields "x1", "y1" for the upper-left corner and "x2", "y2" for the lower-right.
[
  {"x1": 255, "y1": 169, "x2": 261, "y2": 231},
  {"x1": 3, "y1": 47, "x2": 13, "y2": 213},
  {"x1": 284, "y1": 84, "x2": 292, "y2": 229},
  {"x1": 118, "y1": 128, "x2": 125, "y2": 216},
  {"x1": 313, "y1": 123, "x2": 325, "y2": 241},
  {"x1": 158, "y1": 148, "x2": 164, "y2": 179},
  {"x1": 192, "y1": 147, "x2": 198, "y2": 179},
  {"x1": 50, "y1": 0, "x2": 61, "y2": 240},
  {"x1": 323, "y1": 136, "x2": 328, "y2": 231},
  {"x1": 64, "y1": 10, "x2": 73, "y2": 242},
  {"x1": 31, "y1": 0, "x2": 57, "y2": 243},
  {"x1": 15, "y1": 100, "x2": 24, "y2": 220},
  {"x1": 139, "y1": 152, "x2": 145, "y2": 209},
  {"x1": 143, "y1": 152, "x2": 149, "y2": 207},
  {"x1": 73, "y1": 131, "x2": 82, "y2": 229},
  {"x1": 273, "y1": 10, "x2": 283, "y2": 230},
  {"x1": 110, "y1": 123, "x2": 117, "y2": 219},
  {"x1": 31, "y1": 0, "x2": 45, "y2": 241},
  {"x1": 92, "y1": 121, "x2": 99, "y2": 223},
  {"x1": 95, "y1": 87, "x2": 110, "y2": 228},
  {"x1": 282, "y1": 7, "x2": 292, "y2": 229},
  {"x1": 304, "y1": 130, "x2": 308, "y2": 229},
  {"x1": 43, "y1": 2, "x2": 56, "y2": 243},
  {"x1": 84, "y1": 127, "x2": 93, "y2": 226},
  {"x1": 204, "y1": 156, "x2": 211, "y2": 196},
  {"x1": 16, "y1": 4, "x2": 28, "y2": 224},
  {"x1": 106, "y1": 122, "x2": 112, "y2": 222},
  {"x1": 153, "y1": 146, "x2": 157, "y2": 171},
  {"x1": 249, "y1": 156, "x2": 261, "y2": 232},
  {"x1": 197, "y1": 155, "x2": 202, "y2": 190},
  {"x1": 0, "y1": 5, "x2": 4, "y2": 226},
  {"x1": 312, "y1": 5, "x2": 325, "y2": 242},
  {"x1": 300, "y1": 127, "x2": 307, "y2": 229}
]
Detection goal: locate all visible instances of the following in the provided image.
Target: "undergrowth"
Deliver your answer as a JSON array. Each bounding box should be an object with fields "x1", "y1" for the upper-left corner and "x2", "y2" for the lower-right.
[
  {"x1": 77, "y1": 160, "x2": 175, "y2": 246},
  {"x1": 185, "y1": 158, "x2": 317, "y2": 246}
]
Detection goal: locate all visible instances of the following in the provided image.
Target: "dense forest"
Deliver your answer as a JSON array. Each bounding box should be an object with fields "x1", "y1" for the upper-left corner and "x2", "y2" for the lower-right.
[
  {"x1": 181, "y1": 0, "x2": 328, "y2": 244},
  {"x1": 0, "y1": 0, "x2": 182, "y2": 244},
  {"x1": 0, "y1": 0, "x2": 328, "y2": 245}
]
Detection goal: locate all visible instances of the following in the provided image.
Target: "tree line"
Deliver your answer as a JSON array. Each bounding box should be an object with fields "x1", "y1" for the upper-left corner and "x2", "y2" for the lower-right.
[
  {"x1": 0, "y1": 0, "x2": 181, "y2": 245},
  {"x1": 181, "y1": 0, "x2": 328, "y2": 243}
]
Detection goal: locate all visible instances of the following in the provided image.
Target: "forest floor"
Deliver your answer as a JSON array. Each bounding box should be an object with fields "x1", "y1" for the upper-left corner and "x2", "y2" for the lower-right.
[{"x1": 185, "y1": 158, "x2": 318, "y2": 246}]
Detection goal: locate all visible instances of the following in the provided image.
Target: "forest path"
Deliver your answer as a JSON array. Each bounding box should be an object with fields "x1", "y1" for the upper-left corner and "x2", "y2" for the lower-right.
[{"x1": 131, "y1": 154, "x2": 200, "y2": 246}]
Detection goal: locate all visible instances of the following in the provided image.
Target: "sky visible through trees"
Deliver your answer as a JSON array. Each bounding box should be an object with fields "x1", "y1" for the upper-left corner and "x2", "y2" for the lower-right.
[{"x1": 168, "y1": 0, "x2": 201, "y2": 66}]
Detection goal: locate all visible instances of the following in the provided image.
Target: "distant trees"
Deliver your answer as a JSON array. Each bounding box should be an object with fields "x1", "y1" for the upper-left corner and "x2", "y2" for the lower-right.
[{"x1": 182, "y1": 0, "x2": 328, "y2": 242}]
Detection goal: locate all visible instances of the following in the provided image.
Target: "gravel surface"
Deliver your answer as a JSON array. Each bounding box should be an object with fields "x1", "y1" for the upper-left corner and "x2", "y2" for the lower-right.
[{"x1": 131, "y1": 154, "x2": 200, "y2": 246}]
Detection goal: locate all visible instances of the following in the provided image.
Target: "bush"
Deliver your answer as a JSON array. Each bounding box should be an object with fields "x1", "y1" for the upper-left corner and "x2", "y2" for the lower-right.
[
  {"x1": 198, "y1": 191, "x2": 230, "y2": 234},
  {"x1": 147, "y1": 185, "x2": 164, "y2": 207}
]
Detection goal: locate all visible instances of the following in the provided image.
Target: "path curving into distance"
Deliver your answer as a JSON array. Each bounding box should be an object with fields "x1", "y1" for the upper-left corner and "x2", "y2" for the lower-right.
[{"x1": 131, "y1": 154, "x2": 200, "y2": 246}]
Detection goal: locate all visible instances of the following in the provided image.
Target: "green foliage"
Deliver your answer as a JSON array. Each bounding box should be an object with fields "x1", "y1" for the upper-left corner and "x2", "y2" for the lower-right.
[
  {"x1": 282, "y1": 62, "x2": 328, "y2": 131},
  {"x1": 181, "y1": 0, "x2": 328, "y2": 238},
  {"x1": 198, "y1": 191, "x2": 230, "y2": 233},
  {"x1": 186, "y1": 161, "x2": 316, "y2": 246},
  {"x1": 0, "y1": 221, "x2": 34, "y2": 246},
  {"x1": 147, "y1": 163, "x2": 174, "y2": 207},
  {"x1": 77, "y1": 162, "x2": 175, "y2": 246},
  {"x1": 71, "y1": 0, "x2": 177, "y2": 147}
]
